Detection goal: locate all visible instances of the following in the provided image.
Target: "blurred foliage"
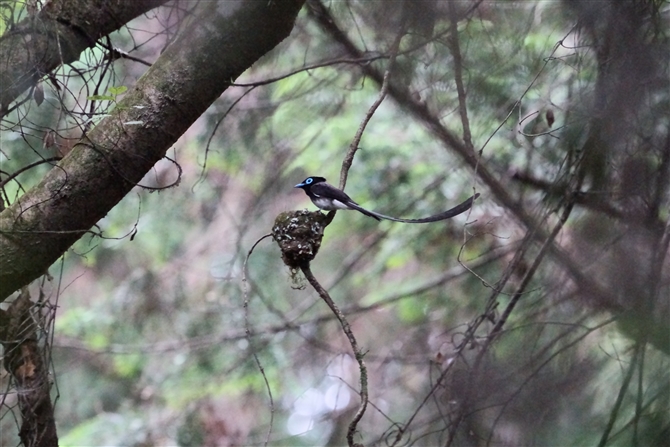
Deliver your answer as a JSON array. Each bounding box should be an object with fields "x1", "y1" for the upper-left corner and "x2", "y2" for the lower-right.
[{"x1": 1, "y1": 1, "x2": 669, "y2": 446}]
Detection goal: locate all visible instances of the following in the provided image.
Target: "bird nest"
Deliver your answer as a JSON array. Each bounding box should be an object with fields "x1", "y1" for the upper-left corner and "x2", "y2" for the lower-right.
[{"x1": 272, "y1": 210, "x2": 329, "y2": 269}]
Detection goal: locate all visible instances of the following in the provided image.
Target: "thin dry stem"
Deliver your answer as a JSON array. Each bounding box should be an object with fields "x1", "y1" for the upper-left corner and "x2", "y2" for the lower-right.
[
  {"x1": 242, "y1": 233, "x2": 275, "y2": 447},
  {"x1": 301, "y1": 264, "x2": 368, "y2": 447},
  {"x1": 339, "y1": 27, "x2": 405, "y2": 191}
]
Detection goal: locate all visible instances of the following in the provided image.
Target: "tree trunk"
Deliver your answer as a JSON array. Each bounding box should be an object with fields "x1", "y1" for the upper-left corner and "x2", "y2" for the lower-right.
[
  {"x1": 0, "y1": 289, "x2": 58, "y2": 447},
  {"x1": 0, "y1": 0, "x2": 306, "y2": 301},
  {"x1": 0, "y1": 0, "x2": 171, "y2": 116}
]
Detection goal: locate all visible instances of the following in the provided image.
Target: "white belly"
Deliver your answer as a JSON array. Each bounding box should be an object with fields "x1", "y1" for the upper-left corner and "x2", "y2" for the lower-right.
[{"x1": 312, "y1": 197, "x2": 350, "y2": 211}]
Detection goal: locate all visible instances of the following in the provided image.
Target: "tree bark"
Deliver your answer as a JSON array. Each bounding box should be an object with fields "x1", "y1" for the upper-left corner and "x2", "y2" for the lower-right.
[
  {"x1": 0, "y1": 0, "x2": 171, "y2": 116},
  {"x1": 0, "y1": 289, "x2": 58, "y2": 447},
  {"x1": 0, "y1": 0, "x2": 306, "y2": 301}
]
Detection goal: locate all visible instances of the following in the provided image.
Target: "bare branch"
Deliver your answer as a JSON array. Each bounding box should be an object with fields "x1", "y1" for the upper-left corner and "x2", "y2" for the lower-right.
[
  {"x1": 339, "y1": 27, "x2": 405, "y2": 191},
  {"x1": 301, "y1": 264, "x2": 368, "y2": 447}
]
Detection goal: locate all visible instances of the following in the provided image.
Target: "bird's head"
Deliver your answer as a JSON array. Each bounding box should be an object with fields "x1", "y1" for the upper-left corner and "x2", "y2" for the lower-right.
[{"x1": 294, "y1": 176, "x2": 326, "y2": 190}]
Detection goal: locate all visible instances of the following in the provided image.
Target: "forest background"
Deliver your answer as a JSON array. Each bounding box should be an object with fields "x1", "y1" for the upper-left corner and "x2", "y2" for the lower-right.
[{"x1": 0, "y1": 0, "x2": 668, "y2": 446}]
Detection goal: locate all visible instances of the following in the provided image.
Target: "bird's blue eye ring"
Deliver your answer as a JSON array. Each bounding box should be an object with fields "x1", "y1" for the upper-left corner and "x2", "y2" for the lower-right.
[{"x1": 306, "y1": 178, "x2": 313, "y2": 184}]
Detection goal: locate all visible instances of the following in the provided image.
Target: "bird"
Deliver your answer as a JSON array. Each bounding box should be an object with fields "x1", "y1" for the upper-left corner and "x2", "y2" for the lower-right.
[{"x1": 294, "y1": 176, "x2": 479, "y2": 223}]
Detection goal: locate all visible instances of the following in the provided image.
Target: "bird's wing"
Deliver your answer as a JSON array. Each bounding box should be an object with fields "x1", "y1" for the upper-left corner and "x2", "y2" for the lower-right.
[
  {"x1": 310, "y1": 182, "x2": 356, "y2": 204},
  {"x1": 310, "y1": 183, "x2": 382, "y2": 220}
]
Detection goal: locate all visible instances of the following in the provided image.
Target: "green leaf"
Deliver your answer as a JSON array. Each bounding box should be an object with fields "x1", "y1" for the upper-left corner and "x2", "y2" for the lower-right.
[
  {"x1": 87, "y1": 94, "x2": 115, "y2": 101},
  {"x1": 108, "y1": 85, "x2": 128, "y2": 95}
]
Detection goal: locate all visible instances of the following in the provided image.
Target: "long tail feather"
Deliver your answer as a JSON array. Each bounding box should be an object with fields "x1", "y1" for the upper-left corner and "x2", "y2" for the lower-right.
[{"x1": 355, "y1": 193, "x2": 479, "y2": 223}]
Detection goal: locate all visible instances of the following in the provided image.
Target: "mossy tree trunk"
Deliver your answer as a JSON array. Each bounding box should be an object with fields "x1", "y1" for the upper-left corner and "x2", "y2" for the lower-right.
[
  {"x1": 0, "y1": 0, "x2": 305, "y2": 299},
  {"x1": 0, "y1": 0, "x2": 171, "y2": 115}
]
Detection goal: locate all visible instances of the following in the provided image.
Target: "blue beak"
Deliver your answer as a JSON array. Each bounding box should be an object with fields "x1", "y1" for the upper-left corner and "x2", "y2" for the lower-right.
[{"x1": 294, "y1": 182, "x2": 305, "y2": 188}]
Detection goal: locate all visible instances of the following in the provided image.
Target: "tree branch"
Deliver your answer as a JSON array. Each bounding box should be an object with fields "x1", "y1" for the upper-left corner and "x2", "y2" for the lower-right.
[
  {"x1": 307, "y1": 0, "x2": 628, "y2": 321},
  {"x1": 339, "y1": 25, "x2": 404, "y2": 191},
  {"x1": 448, "y1": 1, "x2": 473, "y2": 150},
  {"x1": 301, "y1": 264, "x2": 368, "y2": 447},
  {"x1": 0, "y1": 0, "x2": 171, "y2": 117},
  {"x1": 0, "y1": 0, "x2": 306, "y2": 301}
]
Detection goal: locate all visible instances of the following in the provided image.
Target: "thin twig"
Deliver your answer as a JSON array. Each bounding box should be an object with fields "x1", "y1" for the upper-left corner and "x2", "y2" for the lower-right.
[
  {"x1": 597, "y1": 342, "x2": 642, "y2": 447},
  {"x1": 301, "y1": 263, "x2": 368, "y2": 447},
  {"x1": 0, "y1": 157, "x2": 62, "y2": 189},
  {"x1": 633, "y1": 342, "x2": 646, "y2": 446},
  {"x1": 447, "y1": 196, "x2": 578, "y2": 446},
  {"x1": 192, "y1": 85, "x2": 258, "y2": 191},
  {"x1": 448, "y1": 1, "x2": 473, "y2": 151},
  {"x1": 339, "y1": 27, "x2": 405, "y2": 191},
  {"x1": 232, "y1": 55, "x2": 387, "y2": 88},
  {"x1": 485, "y1": 316, "x2": 617, "y2": 446},
  {"x1": 309, "y1": 5, "x2": 624, "y2": 315},
  {"x1": 242, "y1": 233, "x2": 274, "y2": 447}
]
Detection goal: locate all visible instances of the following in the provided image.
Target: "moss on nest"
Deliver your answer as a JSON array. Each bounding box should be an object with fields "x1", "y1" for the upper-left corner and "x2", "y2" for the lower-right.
[{"x1": 272, "y1": 210, "x2": 329, "y2": 269}]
